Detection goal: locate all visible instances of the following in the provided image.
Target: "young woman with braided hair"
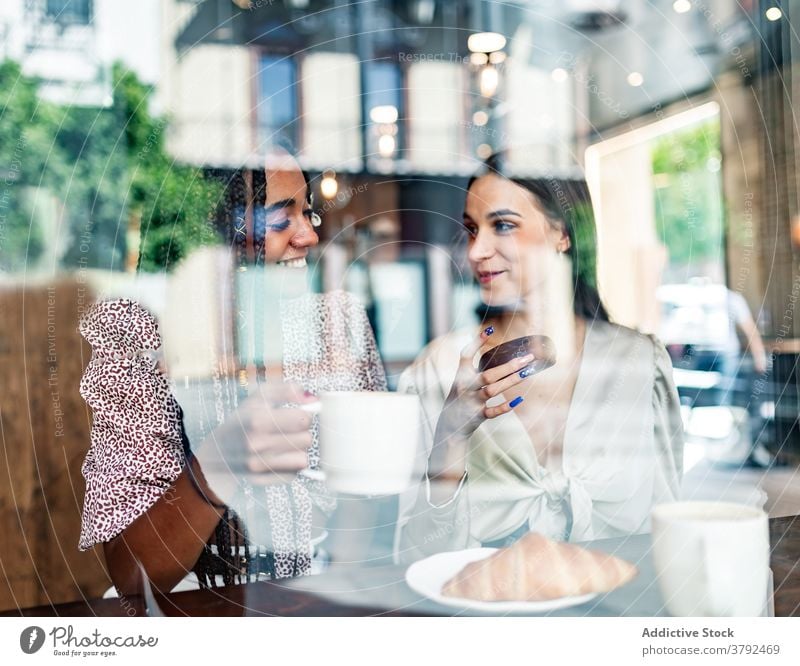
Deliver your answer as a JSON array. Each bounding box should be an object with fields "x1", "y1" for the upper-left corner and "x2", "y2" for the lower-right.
[{"x1": 81, "y1": 147, "x2": 386, "y2": 594}]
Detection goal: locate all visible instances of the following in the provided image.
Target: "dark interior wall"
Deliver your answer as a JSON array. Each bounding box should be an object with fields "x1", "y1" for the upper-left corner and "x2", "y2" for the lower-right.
[{"x1": 397, "y1": 176, "x2": 468, "y2": 247}]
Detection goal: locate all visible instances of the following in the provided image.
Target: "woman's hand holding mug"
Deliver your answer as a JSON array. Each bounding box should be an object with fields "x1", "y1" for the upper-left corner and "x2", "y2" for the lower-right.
[{"x1": 194, "y1": 382, "x2": 317, "y2": 502}]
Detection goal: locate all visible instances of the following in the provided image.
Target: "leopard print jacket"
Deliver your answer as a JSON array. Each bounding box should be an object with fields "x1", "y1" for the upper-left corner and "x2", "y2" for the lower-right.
[
  {"x1": 78, "y1": 299, "x2": 186, "y2": 550},
  {"x1": 78, "y1": 292, "x2": 387, "y2": 584}
]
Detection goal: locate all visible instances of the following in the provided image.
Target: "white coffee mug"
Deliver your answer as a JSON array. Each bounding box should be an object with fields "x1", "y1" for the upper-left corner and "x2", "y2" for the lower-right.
[
  {"x1": 651, "y1": 501, "x2": 770, "y2": 616},
  {"x1": 319, "y1": 391, "x2": 420, "y2": 495}
]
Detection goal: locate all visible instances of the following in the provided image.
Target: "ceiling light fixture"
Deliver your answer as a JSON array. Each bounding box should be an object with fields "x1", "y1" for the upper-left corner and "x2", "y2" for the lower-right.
[
  {"x1": 766, "y1": 7, "x2": 782, "y2": 21},
  {"x1": 467, "y1": 32, "x2": 507, "y2": 54},
  {"x1": 627, "y1": 71, "x2": 644, "y2": 87},
  {"x1": 472, "y1": 111, "x2": 489, "y2": 126},
  {"x1": 378, "y1": 134, "x2": 396, "y2": 158},
  {"x1": 412, "y1": 0, "x2": 436, "y2": 25},
  {"x1": 468, "y1": 32, "x2": 507, "y2": 100},
  {"x1": 320, "y1": 170, "x2": 338, "y2": 199},
  {"x1": 672, "y1": 0, "x2": 691, "y2": 14},
  {"x1": 479, "y1": 65, "x2": 500, "y2": 98},
  {"x1": 370, "y1": 105, "x2": 399, "y2": 124}
]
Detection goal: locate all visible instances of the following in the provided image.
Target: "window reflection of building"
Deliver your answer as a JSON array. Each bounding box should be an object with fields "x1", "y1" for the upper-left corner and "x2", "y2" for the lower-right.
[
  {"x1": 506, "y1": 61, "x2": 575, "y2": 171},
  {"x1": 369, "y1": 261, "x2": 428, "y2": 364},
  {"x1": 257, "y1": 53, "x2": 298, "y2": 149},
  {"x1": 3, "y1": 0, "x2": 159, "y2": 107},
  {"x1": 406, "y1": 60, "x2": 466, "y2": 172},
  {"x1": 45, "y1": 0, "x2": 92, "y2": 24},
  {"x1": 301, "y1": 52, "x2": 361, "y2": 169},
  {"x1": 365, "y1": 60, "x2": 405, "y2": 160},
  {"x1": 154, "y1": 2, "x2": 585, "y2": 386}
]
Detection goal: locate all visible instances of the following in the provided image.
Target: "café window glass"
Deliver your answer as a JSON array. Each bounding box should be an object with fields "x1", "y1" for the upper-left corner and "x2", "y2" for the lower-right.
[
  {"x1": 257, "y1": 54, "x2": 299, "y2": 148},
  {"x1": 365, "y1": 60, "x2": 405, "y2": 159},
  {"x1": 300, "y1": 52, "x2": 361, "y2": 168},
  {"x1": 45, "y1": 0, "x2": 92, "y2": 25},
  {"x1": 368, "y1": 260, "x2": 427, "y2": 364},
  {"x1": 406, "y1": 60, "x2": 464, "y2": 171}
]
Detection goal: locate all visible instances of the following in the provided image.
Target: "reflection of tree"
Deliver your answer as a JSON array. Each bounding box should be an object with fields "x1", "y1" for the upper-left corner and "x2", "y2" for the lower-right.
[
  {"x1": 0, "y1": 61, "x2": 46, "y2": 271},
  {"x1": 0, "y1": 60, "x2": 222, "y2": 273},
  {"x1": 115, "y1": 65, "x2": 223, "y2": 273},
  {"x1": 572, "y1": 202, "x2": 599, "y2": 290},
  {"x1": 651, "y1": 121, "x2": 723, "y2": 270}
]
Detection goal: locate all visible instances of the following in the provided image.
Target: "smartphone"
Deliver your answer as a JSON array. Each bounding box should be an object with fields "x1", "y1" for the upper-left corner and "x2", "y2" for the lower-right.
[{"x1": 478, "y1": 335, "x2": 557, "y2": 378}]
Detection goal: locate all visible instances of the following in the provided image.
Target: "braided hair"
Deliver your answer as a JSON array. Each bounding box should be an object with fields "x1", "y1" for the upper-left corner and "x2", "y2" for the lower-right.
[{"x1": 176, "y1": 409, "x2": 282, "y2": 587}]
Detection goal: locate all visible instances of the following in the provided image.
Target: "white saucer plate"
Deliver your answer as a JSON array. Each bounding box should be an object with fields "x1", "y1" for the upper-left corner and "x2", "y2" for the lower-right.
[{"x1": 405, "y1": 548, "x2": 597, "y2": 614}]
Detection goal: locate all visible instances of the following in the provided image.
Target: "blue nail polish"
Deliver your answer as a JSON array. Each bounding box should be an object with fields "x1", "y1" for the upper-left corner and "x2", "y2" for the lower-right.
[
  {"x1": 484, "y1": 326, "x2": 494, "y2": 336},
  {"x1": 509, "y1": 396, "x2": 524, "y2": 408},
  {"x1": 519, "y1": 366, "x2": 533, "y2": 379}
]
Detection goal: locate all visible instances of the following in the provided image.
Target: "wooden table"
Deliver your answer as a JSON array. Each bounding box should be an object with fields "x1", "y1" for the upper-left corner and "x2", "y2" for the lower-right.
[
  {"x1": 4, "y1": 515, "x2": 799, "y2": 617},
  {"x1": 769, "y1": 515, "x2": 800, "y2": 617}
]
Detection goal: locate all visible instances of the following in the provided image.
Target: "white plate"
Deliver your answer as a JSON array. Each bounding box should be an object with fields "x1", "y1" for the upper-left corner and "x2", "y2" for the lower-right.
[{"x1": 405, "y1": 548, "x2": 597, "y2": 614}]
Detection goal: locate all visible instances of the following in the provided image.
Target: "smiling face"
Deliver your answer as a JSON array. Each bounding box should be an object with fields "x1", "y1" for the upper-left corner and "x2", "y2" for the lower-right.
[
  {"x1": 263, "y1": 151, "x2": 319, "y2": 266},
  {"x1": 463, "y1": 175, "x2": 570, "y2": 307}
]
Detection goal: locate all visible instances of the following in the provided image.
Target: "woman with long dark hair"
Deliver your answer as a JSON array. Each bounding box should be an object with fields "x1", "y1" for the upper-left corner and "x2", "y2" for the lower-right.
[{"x1": 395, "y1": 153, "x2": 684, "y2": 562}]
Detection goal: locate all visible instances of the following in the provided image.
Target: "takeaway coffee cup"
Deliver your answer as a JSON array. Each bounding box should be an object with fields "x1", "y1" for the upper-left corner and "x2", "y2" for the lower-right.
[
  {"x1": 318, "y1": 392, "x2": 420, "y2": 495},
  {"x1": 651, "y1": 501, "x2": 770, "y2": 616}
]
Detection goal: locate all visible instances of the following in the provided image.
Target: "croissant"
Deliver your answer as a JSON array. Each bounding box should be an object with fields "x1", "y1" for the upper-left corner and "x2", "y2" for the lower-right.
[{"x1": 441, "y1": 532, "x2": 638, "y2": 602}]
